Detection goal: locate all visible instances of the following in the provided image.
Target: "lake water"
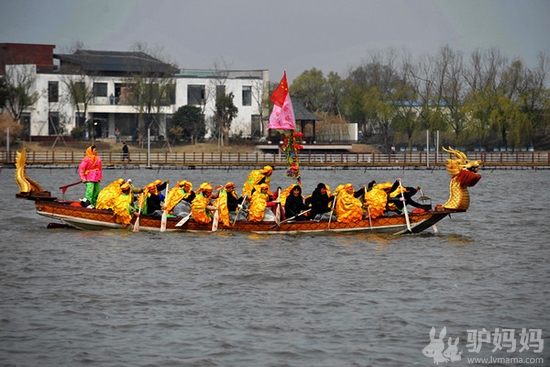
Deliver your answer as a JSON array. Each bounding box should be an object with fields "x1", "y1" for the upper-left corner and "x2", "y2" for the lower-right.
[{"x1": 1, "y1": 166, "x2": 549, "y2": 366}]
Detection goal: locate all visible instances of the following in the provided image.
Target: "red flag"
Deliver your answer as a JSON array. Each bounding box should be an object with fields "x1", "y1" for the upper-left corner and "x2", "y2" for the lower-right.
[{"x1": 270, "y1": 71, "x2": 289, "y2": 107}]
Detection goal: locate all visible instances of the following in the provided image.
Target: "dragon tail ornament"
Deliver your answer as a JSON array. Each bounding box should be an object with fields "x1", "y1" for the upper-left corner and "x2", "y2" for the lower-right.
[
  {"x1": 15, "y1": 148, "x2": 46, "y2": 195},
  {"x1": 442, "y1": 147, "x2": 483, "y2": 210}
]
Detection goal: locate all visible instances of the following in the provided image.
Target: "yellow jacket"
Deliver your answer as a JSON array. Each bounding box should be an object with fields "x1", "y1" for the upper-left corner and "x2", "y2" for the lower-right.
[
  {"x1": 335, "y1": 189, "x2": 363, "y2": 223},
  {"x1": 191, "y1": 192, "x2": 212, "y2": 224},
  {"x1": 96, "y1": 178, "x2": 125, "y2": 210},
  {"x1": 242, "y1": 168, "x2": 272, "y2": 197},
  {"x1": 112, "y1": 192, "x2": 134, "y2": 225},
  {"x1": 248, "y1": 190, "x2": 269, "y2": 222}
]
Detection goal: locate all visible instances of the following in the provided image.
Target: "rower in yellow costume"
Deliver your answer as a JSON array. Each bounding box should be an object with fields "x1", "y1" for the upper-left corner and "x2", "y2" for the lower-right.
[
  {"x1": 218, "y1": 182, "x2": 243, "y2": 227},
  {"x1": 164, "y1": 180, "x2": 195, "y2": 215},
  {"x1": 364, "y1": 181, "x2": 393, "y2": 219},
  {"x1": 191, "y1": 182, "x2": 213, "y2": 224},
  {"x1": 335, "y1": 183, "x2": 363, "y2": 223},
  {"x1": 96, "y1": 178, "x2": 125, "y2": 210},
  {"x1": 112, "y1": 183, "x2": 135, "y2": 225},
  {"x1": 242, "y1": 165, "x2": 273, "y2": 197},
  {"x1": 248, "y1": 183, "x2": 270, "y2": 222}
]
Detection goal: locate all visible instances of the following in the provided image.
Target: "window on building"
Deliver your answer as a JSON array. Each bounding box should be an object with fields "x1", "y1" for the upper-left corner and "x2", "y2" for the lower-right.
[
  {"x1": 167, "y1": 83, "x2": 176, "y2": 105},
  {"x1": 93, "y1": 82, "x2": 108, "y2": 97},
  {"x1": 48, "y1": 112, "x2": 60, "y2": 135},
  {"x1": 74, "y1": 82, "x2": 87, "y2": 103},
  {"x1": 48, "y1": 81, "x2": 59, "y2": 103},
  {"x1": 242, "y1": 86, "x2": 252, "y2": 106},
  {"x1": 21, "y1": 113, "x2": 31, "y2": 139},
  {"x1": 216, "y1": 85, "x2": 226, "y2": 100},
  {"x1": 188, "y1": 85, "x2": 205, "y2": 105}
]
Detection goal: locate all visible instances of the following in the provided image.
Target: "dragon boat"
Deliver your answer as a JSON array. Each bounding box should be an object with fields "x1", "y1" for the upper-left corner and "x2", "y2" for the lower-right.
[{"x1": 14, "y1": 147, "x2": 482, "y2": 235}]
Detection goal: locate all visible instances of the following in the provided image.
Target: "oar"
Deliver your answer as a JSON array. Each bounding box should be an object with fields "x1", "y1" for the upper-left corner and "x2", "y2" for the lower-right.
[
  {"x1": 160, "y1": 182, "x2": 169, "y2": 232},
  {"x1": 211, "y1": 186, "x2": 222, "y2": 231},
  {"x1": 327, "y1": 193, "x2": 338, "y2": 229},
  {"x1": 398, "y1": 178, "x2": 412, "y2": 233},
  {"x1": 133, "y1": 198, "x2": 143, "y2": 232},
  {"x1": 175, "y1": 212, "x2": 191, "y2": 227},
  {"x1": 268, "y1": 209, "x2": 311, "y2": 230},
  {"x1": 59, "y1": 180, "x2": 82, "y2": 193},
  {"x1": 175, "y1": 185, "x2": 204, "y2": 228},
  {"x1": 231, "y1": 194, "x2": 247, "y2": 229},
  {"x1": 275, "y1": 188, "x2": 281, "y2": 226},
  {"x1": 366, "y1": 205, "x2": 373, "y2": 231},
  {"x1": 59, "y1": 180, "x2": 82, "y2": 201}
]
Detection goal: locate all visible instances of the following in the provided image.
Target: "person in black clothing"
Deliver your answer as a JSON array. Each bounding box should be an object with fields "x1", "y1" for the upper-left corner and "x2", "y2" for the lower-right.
[
  {"x1": 284, "y1": 185, "x2": 309, "y2": 220},
  {"x1": 308, "y1": 183, "x2": 334, "y2": 220},
  {"x1": 122, "y1": 142, "x2": 131, "y2": 162},
  {"x1": 225, "y1": 182, "x2": 245, "y2": 212},
  {"x1": 144, "y1": 179, "x2": 169, "y2": 216},
  {"x1": 387, "y1": 185, "x2": 424, "y2": 212}
]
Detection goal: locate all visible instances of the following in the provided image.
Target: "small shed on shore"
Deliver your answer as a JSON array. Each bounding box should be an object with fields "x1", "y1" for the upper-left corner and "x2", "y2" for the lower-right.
[{"x1": 268, "y1": 99, "x2": 322, "y2": 144}]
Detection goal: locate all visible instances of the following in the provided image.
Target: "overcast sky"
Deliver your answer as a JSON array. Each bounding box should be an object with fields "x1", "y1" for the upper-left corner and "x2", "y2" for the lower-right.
[{"x1": 1, "y1": 0, "x2": 549, "y2": 82}]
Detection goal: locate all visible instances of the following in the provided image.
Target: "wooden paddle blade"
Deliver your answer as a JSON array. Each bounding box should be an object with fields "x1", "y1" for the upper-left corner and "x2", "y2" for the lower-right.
[
  {"x1": 211, "y1": 210, "x2": 219, "y2": 231},
  {"x1": 133, "y1": 217, "x2": 140, "y2": 232},
  {"x1": 175, "y1": 214, "x2": 191, "y2": 227},
  {"x1": 160, "y1": 211, "x2": 167, "y2": 232}
]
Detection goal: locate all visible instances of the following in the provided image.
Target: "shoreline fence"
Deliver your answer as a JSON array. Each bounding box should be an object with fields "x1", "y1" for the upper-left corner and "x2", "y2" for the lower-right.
[{"x1": 1, "y1": 151, "x2": 550, "y2": 168}]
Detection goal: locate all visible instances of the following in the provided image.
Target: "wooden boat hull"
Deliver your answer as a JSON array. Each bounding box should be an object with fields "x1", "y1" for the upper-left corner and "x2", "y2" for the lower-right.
[{"x1": 34, "y1": 199, "x2": 458, "y2": 234}]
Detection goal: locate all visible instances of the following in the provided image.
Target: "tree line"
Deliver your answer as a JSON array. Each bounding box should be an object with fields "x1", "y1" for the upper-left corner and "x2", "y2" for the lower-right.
[
  {"x1": 287, "y1": 46, "x2": 550, "y2": 151},
  {"x1": 2, "y1": 44, "x2": 549, "y2": 151}
]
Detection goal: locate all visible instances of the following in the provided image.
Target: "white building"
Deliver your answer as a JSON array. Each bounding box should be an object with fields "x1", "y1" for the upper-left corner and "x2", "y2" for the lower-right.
[{"x1": 1, "y1": 43, "x2": 269, "y2": 141}]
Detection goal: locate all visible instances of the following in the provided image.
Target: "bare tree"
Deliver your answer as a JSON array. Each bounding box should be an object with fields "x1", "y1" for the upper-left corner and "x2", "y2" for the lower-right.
[
  {"x1": 3, "y1": 64, "x2": 39, "y2": 123},
  {"x1": 126, "y1": 42, "x2": 177, "y2": 149},
  {"x1": 61, "y1": 71, "x2": 97, "y2": 137}
]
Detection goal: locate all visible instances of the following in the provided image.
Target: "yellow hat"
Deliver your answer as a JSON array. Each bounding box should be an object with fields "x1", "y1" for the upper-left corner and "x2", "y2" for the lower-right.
[
  {"x1": 199, "y1": 182, "x2": 212, "y2": 191},
  {"x1": 225, "y1": 182, "x2": 235, "y2": 188},
  {"x1": 261, "y1": 165, "x2": 273, "y2": 174},
  {"x1": 178, "y1": 180, "x2": 187, "y2": 187},
  {"x1": 121, "y1": 183, "x2": 130, "y2": 192}
]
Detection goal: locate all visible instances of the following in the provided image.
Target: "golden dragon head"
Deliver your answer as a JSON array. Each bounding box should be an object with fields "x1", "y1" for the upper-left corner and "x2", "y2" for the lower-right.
[
  {"x1": 442, "y1": 147, "x2": 483, "y2": 176},
  {"x1": 442, "y1": 147, "x2": 483, "y2": 210}
]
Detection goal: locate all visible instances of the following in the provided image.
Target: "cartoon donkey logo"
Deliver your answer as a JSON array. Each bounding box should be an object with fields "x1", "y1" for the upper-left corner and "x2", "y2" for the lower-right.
[
  {"x1": 422, "y1": 327, "x2": 449, "y2": 364},
  {"x1": 443, "y1": 336, "x2": 462, "y2": 362}
]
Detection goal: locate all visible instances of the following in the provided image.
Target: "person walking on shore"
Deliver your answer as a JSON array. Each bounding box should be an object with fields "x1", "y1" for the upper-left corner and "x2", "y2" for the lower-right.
[{"x1": 122, "y1": 142, "x2": 131, "y2": 162}]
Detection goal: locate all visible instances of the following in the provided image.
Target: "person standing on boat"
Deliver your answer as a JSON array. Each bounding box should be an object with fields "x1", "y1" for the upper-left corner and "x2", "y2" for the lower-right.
[
  {"x1": 335, "y1": 183, "x2": 363, "y2": 223},
  {"x1": 78, "y1": 145, "x2": 102, "y2": 208},
  {"x1": 191, "y1": 182, "x2": 215, "y2": 224},
  {"x1": 242, "y1": 165, "x2": 273, "y2": 198},
  {"x1": 308, "y1": 183, "x2": 334, "y2": 220},
  {"x1": 284, "y1": 185, "x2": 309, "y2": 220},
  {"x1": 164, "y1": 180, "x2": 195, "y2": 217}
]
